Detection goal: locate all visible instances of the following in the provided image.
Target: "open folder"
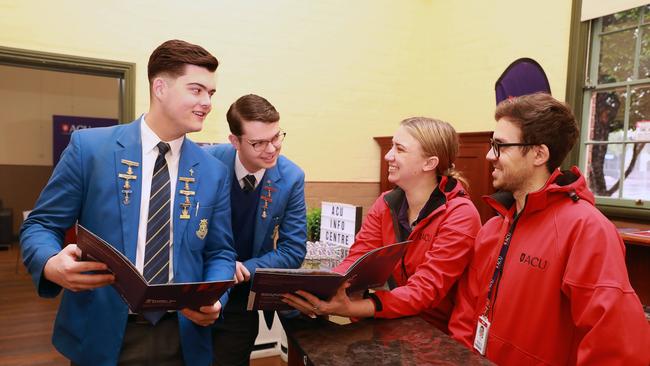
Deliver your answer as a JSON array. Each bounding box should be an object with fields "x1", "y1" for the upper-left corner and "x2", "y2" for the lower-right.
[
  {"x1": 76, "y1": 225, "x2": 234, "y2": 312},
  {"x1": 247, "y1": 240, "x2": 412, "y2": 311}
]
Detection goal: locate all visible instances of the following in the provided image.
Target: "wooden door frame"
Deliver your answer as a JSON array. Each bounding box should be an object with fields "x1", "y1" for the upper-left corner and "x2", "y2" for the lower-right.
[{"x1": 0, "y1": 45, "x2": 135, "y2": 123}]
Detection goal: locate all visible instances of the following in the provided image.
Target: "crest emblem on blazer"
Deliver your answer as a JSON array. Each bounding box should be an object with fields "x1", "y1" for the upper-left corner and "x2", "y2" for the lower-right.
[{"x1": 196, "y1": 219, "x2": 208, "y2": 240}]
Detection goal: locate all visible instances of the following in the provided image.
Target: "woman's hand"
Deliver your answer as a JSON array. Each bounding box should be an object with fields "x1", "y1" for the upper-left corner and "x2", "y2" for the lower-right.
[{"x1": 282, "y1": 282, "x2": 375, "y2": 318}]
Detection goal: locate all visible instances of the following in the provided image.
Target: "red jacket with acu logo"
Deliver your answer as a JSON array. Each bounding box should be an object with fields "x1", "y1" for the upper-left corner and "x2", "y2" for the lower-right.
[{"x1": 449, "y1": 167, "x2": 650, "y2": 365}]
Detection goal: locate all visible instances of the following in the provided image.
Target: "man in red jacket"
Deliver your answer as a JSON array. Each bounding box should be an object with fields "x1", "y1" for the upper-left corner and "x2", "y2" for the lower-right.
[{"x1": 448, "y1": 93, "x2": 650, "y2": 365}]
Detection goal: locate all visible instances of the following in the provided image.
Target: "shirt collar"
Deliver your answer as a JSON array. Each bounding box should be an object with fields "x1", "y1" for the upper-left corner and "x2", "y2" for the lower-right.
[
  {"x1": 141, "y1": 114, "x2": 184, "y2": 156},
  {"x1": 234, "y1": 151, "x2": 265, "y2": 185}
]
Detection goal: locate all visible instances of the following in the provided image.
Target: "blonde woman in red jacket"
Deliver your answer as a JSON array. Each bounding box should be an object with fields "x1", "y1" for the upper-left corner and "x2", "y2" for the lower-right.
[{"x1": 282, "y1": 117, "x2": 481, "y2": 333}]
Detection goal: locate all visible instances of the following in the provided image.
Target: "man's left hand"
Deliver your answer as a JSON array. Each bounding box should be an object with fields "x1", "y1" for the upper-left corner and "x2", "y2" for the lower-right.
[{"x1": 181, "y1": 300, "x2": 222, "y2": 327}]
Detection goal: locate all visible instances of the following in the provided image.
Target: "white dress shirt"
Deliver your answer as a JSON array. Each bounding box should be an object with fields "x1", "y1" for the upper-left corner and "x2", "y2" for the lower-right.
[
  {"x1": 135, "y1": 115, "x2": 184, "y2": 282},
  {"x1": 234, "y1": 151, "x2": 265, "y2": 189}
]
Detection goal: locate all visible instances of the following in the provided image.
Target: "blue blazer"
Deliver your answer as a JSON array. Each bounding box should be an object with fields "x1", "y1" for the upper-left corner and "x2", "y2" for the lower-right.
[
  {"x1": 203, "y1": 145, "x2": 307, "y2": 325},
  {"x1": 20, "y1": 119, "x2": 236, "y2": 366}
]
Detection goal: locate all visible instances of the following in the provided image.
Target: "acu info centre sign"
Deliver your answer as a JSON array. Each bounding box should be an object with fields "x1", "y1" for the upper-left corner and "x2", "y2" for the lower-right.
[{"x1": 319, "y1": 202, "x2": 362, "y2": 247}]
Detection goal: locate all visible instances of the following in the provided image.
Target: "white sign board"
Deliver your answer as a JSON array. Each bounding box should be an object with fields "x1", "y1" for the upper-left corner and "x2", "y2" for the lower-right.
[{"x1": 319, "y1": 202, "x2": 361, "y2": 247}]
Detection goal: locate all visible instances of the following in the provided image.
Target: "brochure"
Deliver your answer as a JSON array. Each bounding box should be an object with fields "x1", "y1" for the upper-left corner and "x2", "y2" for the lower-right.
[
  {"x1": 247, "y1": 240, "x2": 412, "y2": 311},
  {"x1": 76, "y1": 224, "x2": 234, "y2": 312}
]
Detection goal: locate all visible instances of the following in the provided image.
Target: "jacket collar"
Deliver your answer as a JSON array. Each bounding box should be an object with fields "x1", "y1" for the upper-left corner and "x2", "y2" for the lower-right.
[
  {"x1": 116, "y1": 116, "x2": 142, "y2": 148},
  {"x1": 115, "y1": 119, "x2": 143, "y2": 261},
  {"x1": 251, "y1": 157, "x2": 282, "y2": 257},
  {"x1": 384, "y1": 176, "x2": 467, "y2": 223},
  {"x1": 483, "y1": 166, "x2": 594, "y2": 218},
  {"x1": 171, "y1": 138, "x2": 201, "y2": 277}
]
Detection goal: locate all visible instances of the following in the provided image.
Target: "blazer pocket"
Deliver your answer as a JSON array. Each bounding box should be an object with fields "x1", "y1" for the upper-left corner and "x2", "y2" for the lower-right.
[{"x1": 185, "y1": 205, "x2": 214, "y2": 251}]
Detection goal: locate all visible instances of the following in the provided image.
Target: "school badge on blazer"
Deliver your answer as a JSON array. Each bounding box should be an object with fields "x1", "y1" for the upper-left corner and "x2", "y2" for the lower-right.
[{"x1": 196, "y1": 219, "x2": 208, "y2": 240}]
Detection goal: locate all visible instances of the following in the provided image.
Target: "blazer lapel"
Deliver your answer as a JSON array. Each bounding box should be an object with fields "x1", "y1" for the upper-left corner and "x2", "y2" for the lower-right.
[
  {"x1": 252, "y1": 165, "x2": 282, "y2": 256},
  {"x1": 115, "y1": 119, "x2": 143, "y2": 263},
  {"x1": 173, "y1": 140, "x2": 200, "y2": 278}
]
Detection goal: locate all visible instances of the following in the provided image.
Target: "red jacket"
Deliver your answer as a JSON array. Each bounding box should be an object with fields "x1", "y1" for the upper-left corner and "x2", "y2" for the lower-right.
[
  {"x1": 449, "y1": 167, "x2": 650, "y2": 365},
  {"x1": 334, "y1": 176, "x2": 481, "y2": 332}
]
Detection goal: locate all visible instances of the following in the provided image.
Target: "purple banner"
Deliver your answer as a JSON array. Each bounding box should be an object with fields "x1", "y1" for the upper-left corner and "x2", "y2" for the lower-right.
[
  {"x1": 495, "y1": 58, "x2": 551, "y2": 105},
  {"x1": 53, "y1": 115, "x2": 118, "y2": 166}
]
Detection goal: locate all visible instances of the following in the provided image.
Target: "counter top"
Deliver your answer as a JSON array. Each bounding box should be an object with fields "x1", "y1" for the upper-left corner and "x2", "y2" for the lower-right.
[
  {"x1": 611, "y1": 219, "x2": 650, "y2": 247},
  {"x1": 281, "y1": 315, "x2": 493, "y2": 365},
  {"x1": 617, "y1": 228, "x2": 650, "y2": 247}
]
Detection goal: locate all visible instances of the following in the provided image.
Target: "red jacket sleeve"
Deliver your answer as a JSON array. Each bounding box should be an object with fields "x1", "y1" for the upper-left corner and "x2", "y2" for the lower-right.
[
  {"x1": 448, "y1": 217, "x2": 506, "y2": 349},
  {"x1": 332, "y1": 195, "x2": 388, "y2": 274},
  {"x1": 561, "y1": 216, "x2": 650, "y2": 365},
  {"x1": 374, "y1": 201, "x2": 481, "y2": 318},
  {"x1": 448, "y1": 262, "x2": 479, "y2": 349}
]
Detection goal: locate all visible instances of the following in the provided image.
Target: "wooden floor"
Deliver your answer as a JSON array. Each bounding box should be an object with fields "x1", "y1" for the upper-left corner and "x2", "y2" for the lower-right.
[{"x1": 0, "y1": 244, "x2": 285, "y2": 366}]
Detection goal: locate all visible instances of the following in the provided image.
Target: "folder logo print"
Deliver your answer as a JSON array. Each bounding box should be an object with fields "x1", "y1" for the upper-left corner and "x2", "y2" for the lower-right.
[{"x1": 196, "y1": 219, "x2": 208, "y2": 240}]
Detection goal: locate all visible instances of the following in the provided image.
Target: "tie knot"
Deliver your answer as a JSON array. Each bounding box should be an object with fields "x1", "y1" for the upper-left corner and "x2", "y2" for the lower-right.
[
  {"x1": 242, "y1": 174, "x2": 256, "y2": 192},
  {"x1": 157, "y1": 142, "x2": 170, "y2": 156}
]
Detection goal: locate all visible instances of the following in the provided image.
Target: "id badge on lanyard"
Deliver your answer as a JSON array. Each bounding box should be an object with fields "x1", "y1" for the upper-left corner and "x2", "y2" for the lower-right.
[
  {"x1": 474, "y1": 214, "x2": 520, "y2": 356},
  {"x1": 473, "y1": 315, "x2": 490, "y2": 355}
]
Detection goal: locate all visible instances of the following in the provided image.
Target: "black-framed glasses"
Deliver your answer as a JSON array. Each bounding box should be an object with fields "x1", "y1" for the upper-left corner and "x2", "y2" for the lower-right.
[
  {"x1": 244, "y1": 131, "x2": 286, "y2": 152},
  {"x1": 489, "y1": 138, "x2": 535, "y2": 159}
]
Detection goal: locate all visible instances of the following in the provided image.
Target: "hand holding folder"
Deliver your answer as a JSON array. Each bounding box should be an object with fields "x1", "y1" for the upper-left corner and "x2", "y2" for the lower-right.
[
  {"x1": 76, "y1": 225, "x2": 234, "y2": 312},
  {"x1": 247, "y1": 240, "x2": 412, "y2": 311}
]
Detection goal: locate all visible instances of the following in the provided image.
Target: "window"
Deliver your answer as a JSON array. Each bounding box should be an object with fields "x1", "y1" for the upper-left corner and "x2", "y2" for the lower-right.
[{"x1": 580, "y1": 4, "x2": 650, "y2": 212}]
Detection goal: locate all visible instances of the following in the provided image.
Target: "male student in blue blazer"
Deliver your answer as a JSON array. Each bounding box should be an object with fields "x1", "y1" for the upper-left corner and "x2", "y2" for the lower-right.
[
  {"x1": 204, "y1": 94, "x2": 307, "y2": 366},
  {"x1": 20, "y1": 40, "x2": 236, "y2": 366}
]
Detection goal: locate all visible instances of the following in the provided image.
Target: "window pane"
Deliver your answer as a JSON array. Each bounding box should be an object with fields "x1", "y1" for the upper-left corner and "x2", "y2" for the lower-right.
[
  {"x1": 641, "y1": 26, "x2": 650, "y2": 79},
  {"x1": 598, "y1": 29, "x2": 636, "y2": 83},
  {"x1": 629, "y1": 86, "x2": 650, "y2": 141},
  {"x1": 588, "y1": 88, "x2": 627, "y2": 141},
  {"x1": 602, "y1": 7, "x2": 641, "y2": 32},
  {"x1": 621, "y1": 143, "x2": 650, "y2": 200},
  {"x1": 586, "y1": 143, "x2": 621, "y2": 196}
]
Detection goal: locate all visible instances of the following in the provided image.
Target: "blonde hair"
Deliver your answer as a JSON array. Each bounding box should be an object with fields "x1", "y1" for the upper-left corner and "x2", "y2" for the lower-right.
[{"x1": 400, "y1": 117, "x2": 469, "y2": 190}]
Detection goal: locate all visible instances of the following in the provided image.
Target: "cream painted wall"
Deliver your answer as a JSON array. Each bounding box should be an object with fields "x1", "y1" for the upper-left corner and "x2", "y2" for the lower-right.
[
  {"x1": 0, "y1": 65, "x2": 119, "y2": 165},
  {"x1": 0, "y1": 0, "x2": 573, "y2": 181},
  {"x1": 427, "y1": 0, "x2": 573, "y2": 133}
]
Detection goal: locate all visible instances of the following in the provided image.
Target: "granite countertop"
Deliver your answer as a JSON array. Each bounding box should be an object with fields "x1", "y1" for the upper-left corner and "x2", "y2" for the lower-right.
[{"x1": 281, "y1": 315, "x2": 494, "y2": 366}]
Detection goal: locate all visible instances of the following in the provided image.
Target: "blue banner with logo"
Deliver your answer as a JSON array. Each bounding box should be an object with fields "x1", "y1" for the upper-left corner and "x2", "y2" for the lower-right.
[{"x1": 53, "y1": 115, "x2": 118, "y2": 166}]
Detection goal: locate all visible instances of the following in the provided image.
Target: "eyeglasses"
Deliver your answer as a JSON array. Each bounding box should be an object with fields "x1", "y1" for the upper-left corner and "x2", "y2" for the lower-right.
[
  {"x1": 243, "y1": 131, "x2": 286, "y2": 152},
  {"x1": 489, "y1": 138, "x2": 536, "y2": 159}
]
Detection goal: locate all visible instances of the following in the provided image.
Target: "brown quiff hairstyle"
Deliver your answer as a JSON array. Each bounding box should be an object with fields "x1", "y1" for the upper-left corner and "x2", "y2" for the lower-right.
[
  {"x1": 494, "y1": 92, "x2": 579, "y2": 173},
  {"x1": 400, "y1": 117, "x2": 469, "y2": 190},
  {"x1": 227, "y1": 94, "x2": 280, "y2": 136},
  {"x1": 147, "y1": 39, "x2": 219, "y2": 86}
]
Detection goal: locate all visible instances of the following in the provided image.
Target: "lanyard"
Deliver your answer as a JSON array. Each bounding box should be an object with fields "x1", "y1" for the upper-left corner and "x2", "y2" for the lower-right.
[{"x1": 482, "y1": 214, "x2": 521, "y2": 318}]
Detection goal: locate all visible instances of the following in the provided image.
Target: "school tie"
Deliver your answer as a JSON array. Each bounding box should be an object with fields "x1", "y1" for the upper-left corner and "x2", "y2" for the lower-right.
[
  {"x1": 143, "y1": 141, "x2": 171, "y2": 325},
  {"x1": 242, "y1": 174, "x2": 256, "y2": 192}
]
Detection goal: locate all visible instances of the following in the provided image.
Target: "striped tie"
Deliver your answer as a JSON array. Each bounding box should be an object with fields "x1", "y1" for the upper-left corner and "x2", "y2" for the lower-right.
[
  {"x1": 143, "y1": 141, "x2": 171, "y2": 324},
  {"x1": 242, "y1": 174, "x2": 256, "y2": 192}
]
